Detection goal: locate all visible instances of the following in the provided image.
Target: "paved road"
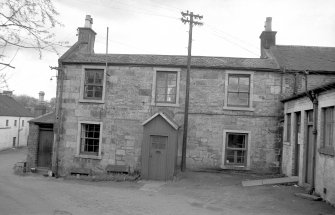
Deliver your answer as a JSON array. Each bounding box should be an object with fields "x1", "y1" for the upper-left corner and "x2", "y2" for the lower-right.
[{"x1": 0, "y1": 148, "x2": 334, "y2": 215}]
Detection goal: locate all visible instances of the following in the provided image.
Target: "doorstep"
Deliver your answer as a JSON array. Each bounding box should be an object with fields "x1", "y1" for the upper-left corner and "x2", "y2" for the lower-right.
[{"x1": 242, "y1": 176, "x2": 299, "y2": 187}]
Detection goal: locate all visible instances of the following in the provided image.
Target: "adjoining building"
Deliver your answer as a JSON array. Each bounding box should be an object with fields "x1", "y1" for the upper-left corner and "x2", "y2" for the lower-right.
[
  {"x1": 282, "y1": 82, "x2": 335, "y2": 205},
  {"x1": 0, "y1": 93, "x2": 34, "y2": 150}
]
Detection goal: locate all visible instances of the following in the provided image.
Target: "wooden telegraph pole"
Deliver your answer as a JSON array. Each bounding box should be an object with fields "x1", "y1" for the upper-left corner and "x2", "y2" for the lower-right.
[{"x1": 180, "y1": 11, "x2": 203, "y2": 172}]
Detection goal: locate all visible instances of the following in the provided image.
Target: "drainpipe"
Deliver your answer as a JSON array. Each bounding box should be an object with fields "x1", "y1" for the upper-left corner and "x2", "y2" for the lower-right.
[
  {"x1": 310, "y1": 91, "x2": 318, "y2": 194},
  {"x1": 305, "y1": 71, "x2": 317, "y2": 194},
  {"x1": 54, "y1": 61, "x2": 64, "y2": 177}
]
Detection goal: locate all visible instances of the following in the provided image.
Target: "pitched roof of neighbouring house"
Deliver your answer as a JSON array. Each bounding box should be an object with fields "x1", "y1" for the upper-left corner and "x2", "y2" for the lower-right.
[
  {"x1": 61, "y1": 53, "x2": 280, "y2": 71},
  {"x1": 142, "y1": 112, "x2": 179, "y2": 130},
  {"x1": 268, "y1": 45, "x2": 335, "y2": 72},
  {"x1": 0, "y1": 95, "x2": 34, "y2": 117},
  {"x1": 29, "y1": 112, "x2": 55, "y2": 124}
]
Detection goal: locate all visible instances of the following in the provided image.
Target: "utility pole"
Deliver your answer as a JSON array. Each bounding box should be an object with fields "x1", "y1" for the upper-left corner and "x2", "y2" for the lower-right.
[{"x1": 180, "y1": 11, "x2": 203, "y2": 172}]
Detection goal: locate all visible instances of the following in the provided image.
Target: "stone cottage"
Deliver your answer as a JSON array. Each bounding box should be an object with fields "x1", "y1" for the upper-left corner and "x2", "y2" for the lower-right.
[{"x1": 39, "y1": 16, "x2": 335, "y2": 180}]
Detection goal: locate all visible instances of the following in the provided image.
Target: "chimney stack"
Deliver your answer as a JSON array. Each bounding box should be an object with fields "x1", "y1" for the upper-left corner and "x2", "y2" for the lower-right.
[
  {"x1": 38, "y1": 91, "x2": 45, "y2": 103},
  {"x1": 34, "y1": 91, "x2": 46, "y2": 117},
  {"x1": 260, "y1": 17, "x2": 277, "y2": 58},
  {"x1": 77, "y1": 15, "x2": 96, "y2": 54}
]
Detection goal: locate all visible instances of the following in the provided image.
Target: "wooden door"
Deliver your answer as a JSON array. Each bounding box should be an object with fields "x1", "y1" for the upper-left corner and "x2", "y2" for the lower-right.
[
  {"x1": 37, "y1": 129, "x2": 53, "y2": 168},
  {"x1": 149, "y1": 135, "x2": 167, "y2": 180},
  {"x1": 305, "y1": 111, "x2": 313, "y2": 184},
  {"x1": 293, "y1": 112, "x2": 301, "y2": 176}
]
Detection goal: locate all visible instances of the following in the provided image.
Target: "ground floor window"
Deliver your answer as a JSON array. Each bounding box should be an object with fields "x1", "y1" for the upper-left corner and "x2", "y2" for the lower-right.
[
  {"x1": 79, "y1": 123, "x2": 101, "y2": 156},
  {"x1": 225, "y1": 132, "x2": 248, "y2": 166}
]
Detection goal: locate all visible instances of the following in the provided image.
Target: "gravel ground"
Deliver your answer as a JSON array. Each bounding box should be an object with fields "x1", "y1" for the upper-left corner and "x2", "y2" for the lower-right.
[{"x1": 0, "y1": 147, "x2": 334, "y2": 215}]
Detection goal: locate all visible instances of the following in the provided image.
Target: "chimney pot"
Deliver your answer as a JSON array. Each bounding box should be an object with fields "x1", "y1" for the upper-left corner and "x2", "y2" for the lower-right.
[
  {"x1": 264, "y1": 17, "x2": 272, "y2": 31},
  {"x1": 84, "y1": 15, "x2": 93, "y2": 28}
]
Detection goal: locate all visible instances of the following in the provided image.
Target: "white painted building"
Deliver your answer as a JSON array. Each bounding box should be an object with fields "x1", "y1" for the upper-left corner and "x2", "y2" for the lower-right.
[{"x1": 0, "y1": 94, "x2": 34, "y2": 150}]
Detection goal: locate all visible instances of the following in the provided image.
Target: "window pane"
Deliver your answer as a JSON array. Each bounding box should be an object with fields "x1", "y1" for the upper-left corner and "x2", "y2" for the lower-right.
[
  {"x1": 227, "y1": 93, "x2": 249, "y2": 107},
  {"x1": 287, "y1": 114, "x2": 291, "y2": 142},
  {"x1": 226, "y1": 150, "x2": 235, "y2": 164},
  {"x1": 239, "y1": 77, "x2": 250, "y2": 92},
  {"x1": 228, "y1": 76, "x2": 238, "y2": 92},
  {"x1": 156, "y1": 94, "x2": 165, "y2": 102},
  {"x1": 228, "y1": 133, "x2": 246, "y2": 149}
]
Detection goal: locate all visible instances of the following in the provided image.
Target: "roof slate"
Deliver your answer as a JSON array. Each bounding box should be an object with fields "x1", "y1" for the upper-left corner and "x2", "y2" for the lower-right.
[
  {"x1": 269, "y1": 45, "x2": 335, "y2": 72},
  {"x1": 0, "y1": 95, "x2": 34, "y2": 117},
  {"x1": 62, "y1": 53, "x2": 279, "y2": 71},
  {"x1": 29, "y1": 112, "x2": 55, "y2": 124}
]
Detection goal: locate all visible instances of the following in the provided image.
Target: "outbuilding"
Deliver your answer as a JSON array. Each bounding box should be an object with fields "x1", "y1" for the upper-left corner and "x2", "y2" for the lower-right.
[{"x1": 141, "y1": 112, "x2": 179, "y2": 180}]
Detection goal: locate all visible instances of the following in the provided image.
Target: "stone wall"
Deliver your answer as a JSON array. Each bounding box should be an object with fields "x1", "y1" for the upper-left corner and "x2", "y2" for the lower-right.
[
  {"x1": 26, "y1": 123, "x2": 39, "y2": 169},
  {"x1": 58, "y1": 64, "x2": 287, "y2": 175}
]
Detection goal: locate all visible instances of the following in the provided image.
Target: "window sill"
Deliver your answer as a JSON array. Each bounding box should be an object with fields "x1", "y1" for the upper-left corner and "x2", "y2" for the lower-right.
[
  {"x1": 79, "y1": 99, "x2": 104, "y2": 104},
  {"x1": 223, "y1": 106, "x2": 254, "y2": 112},
  {"x1": 221, "y1": 164, "x2": 249, "y2": 170},
  {"x1": 283, "y1": 141, "x2": 291, "y2": 146},
  {"x1": 75, "y1": 154, "x2": 102, "y2": 160},
  {"x1": 152, "y1": 102, "x2": 180, "y2": 107},
  {"x1": 318, "y1": 147, "x2": 335, "y2": 156}
]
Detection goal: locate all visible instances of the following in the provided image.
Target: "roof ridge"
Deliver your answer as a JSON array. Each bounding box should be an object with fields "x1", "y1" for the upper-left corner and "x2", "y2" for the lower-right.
[
  {"x1": 92, "y1": 53, "x2": 269, "y2": 60},
  {"x1": 275, "y1": 44, "x2": 335, "y2": 49}
]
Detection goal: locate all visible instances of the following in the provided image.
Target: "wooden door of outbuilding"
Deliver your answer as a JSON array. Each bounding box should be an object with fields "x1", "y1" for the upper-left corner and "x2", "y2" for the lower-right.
[
  {"x1": 142, "y1": 113, "x2": 178, "y2": 180},
  {"x1": 37, "y1": 128, "x2": 53, "y2": 168}
]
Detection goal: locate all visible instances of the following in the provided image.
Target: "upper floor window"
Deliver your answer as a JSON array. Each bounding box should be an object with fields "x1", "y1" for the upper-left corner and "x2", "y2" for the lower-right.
[
  {"x1": 6, "y1": 120, "x2": 8, "y2": 126},
  {"x1": 227, "y1": 74, "x2": 250, "y2": 107},
  {"x1": 22, "y1": 120, "x2": 24, "y2": 127},
  {"x1": 14, "y1": 120, "x2": 17, "y2": 126},
  {"x1": 80, "y1": 67, "x2": 106, "y2": 103},
  {"x1": 152, "y1": 68, "x2": 180, "y2": 107},
  {"x1": 84, "y1": 69, "x2": 104, "y2": 100},
  {"x1": 224, "y1": 71, "x2": 254, "y2": 111}
]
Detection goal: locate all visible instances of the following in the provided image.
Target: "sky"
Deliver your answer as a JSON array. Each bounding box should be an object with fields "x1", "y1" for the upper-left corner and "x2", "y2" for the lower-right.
[{"x1": 1, "y1": 0, "x2": 335, "y2": 100}]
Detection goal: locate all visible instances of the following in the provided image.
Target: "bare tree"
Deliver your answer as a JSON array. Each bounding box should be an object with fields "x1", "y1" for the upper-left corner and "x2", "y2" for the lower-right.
[{"x1": 0, "y1": 0, "x2": 64, "y2": 89}]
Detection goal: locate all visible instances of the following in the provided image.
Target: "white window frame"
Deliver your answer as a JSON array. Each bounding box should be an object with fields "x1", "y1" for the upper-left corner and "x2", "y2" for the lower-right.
[
  {"x1": 151, "y1": 67, "x2": 180, "y2": 107},
  {"x1": 221, "y1": 129, "x2": 251, "y2": 169},
  {"x1": 223, "y1": 70, "x2": 254, "y2": 111},
  {"x1": 76, "y1": 121, "x2": 103, "y2": 159},
  {"x1": 79, "y1": 65, "x2": 106, "y2": 103}
]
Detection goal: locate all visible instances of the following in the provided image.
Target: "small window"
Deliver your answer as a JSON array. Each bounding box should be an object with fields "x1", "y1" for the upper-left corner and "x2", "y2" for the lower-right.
[
  {"x1": 14, "y1": 120, "x2": 17, "y2": 127},
  {"x1": 323, "y1": 107, "x2": 334, "y2": 148},
  {"x1": 227, "y1": 74, "x2": 250, "y2": 107},
  {"x1": 225, "y1": 133, "x2": 248, "y2": 166},
  {"x1": 80, "y1": 123, "x2": 101, "y2": 156},
  {"x1": 296, "y1": 112, "x2": 301, "y2": 133},
  {"x1": 286, "y1": 113, "x2": 291, "y2": 142},
  {"x1": 83, "y1": 69, "x2": 104, "y2": 100},
  {"x1": 6, "y1": 120, "x2": 8, "y2": 126},
  {"x1": 13, "y1": 137, "x2": 16, "y2": 147},
  {"x1": 155, "y1": 71, "x2": 177, "y2": 104},
  {"x1": 22, "y1": 120, "x2": 24, "y2": 127}
]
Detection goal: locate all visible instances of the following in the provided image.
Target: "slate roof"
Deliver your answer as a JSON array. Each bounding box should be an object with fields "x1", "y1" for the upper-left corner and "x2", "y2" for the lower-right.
[
  {"x1": 0, "y1": 95, "x2": 34, "y2": 117},
  {"x1": 269, "y1": 45, "x2": 335, "y2": 72},
  {"x1": 62, "y1": 53, "x2": 279, "y2": 71},
  {"x1": 281, "y1": 81, "x2": 335, "y2": 103},
  {"x1": 29, "y1": 112, "x2": 55, "y2": 124}
]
